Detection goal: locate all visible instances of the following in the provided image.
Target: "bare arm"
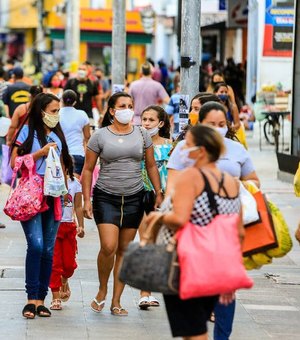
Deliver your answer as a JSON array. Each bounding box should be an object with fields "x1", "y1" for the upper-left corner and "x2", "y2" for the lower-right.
[
  {"x1": 165, "y1": 168, "x2": 181, "y2": 196},
  {"x1": 6, "y1": 105, "x2": 26, "y2": 146},
  {"x1": 83, "y1": 124, "x2": 91, "y2": 150},
  {"x1": 10, "y1": 142, "x2": 57, "y2": 169},
  {"x1": 74, "y1": 191, "x2": 85, "y2": 238},
  {"x1": 162, "y1": 168, "x2": 199, "y2": 229},
  {"x1": 240, "y1": 171, "x2": 260, "y2": 189},
  {"x1": 94, "y1": 94, "x2": 103, "y2": 113},
  {"x1": 82, "y1": 149, "x2": 98, "y2": 219}
]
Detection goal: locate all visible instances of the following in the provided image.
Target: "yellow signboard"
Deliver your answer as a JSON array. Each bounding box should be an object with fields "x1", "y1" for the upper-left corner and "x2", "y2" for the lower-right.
[
  {"x1": 47, "y1": 8, "x2": 145, "y2": 33},
  {"x1": 8, "y1": 0, "x2": 38, "y2": 28}
]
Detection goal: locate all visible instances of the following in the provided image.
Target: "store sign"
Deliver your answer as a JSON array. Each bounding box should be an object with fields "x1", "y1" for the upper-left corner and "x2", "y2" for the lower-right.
[
  {"x1": 263, "y1": 0, "x2": 294, "y2": 57},
  {"x1": 227, "y1": 0, "x2": 248, "y2": 28},
  {"x1": 47, "y1": 9, "x2": 146, "y2": 33},
  {"x1": 219, "y1": 0, "x2": 227, "y2": 10}
]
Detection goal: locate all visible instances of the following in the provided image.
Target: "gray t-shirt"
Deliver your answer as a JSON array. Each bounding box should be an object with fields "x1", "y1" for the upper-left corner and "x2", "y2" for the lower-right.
[{"x1": 88, "y1": 126, "x2": 152, "y2": 195}]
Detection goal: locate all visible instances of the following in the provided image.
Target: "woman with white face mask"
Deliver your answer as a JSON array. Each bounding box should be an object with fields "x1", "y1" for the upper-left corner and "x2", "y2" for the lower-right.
[
  {"x1": 10, "y1": 93, "x2": 72, "y2": 319},
  {"x1": 138, "y1": 105, "x2": 172, "y2": 309},
  {"x1": 82, "y1": 92, "x2": 163, "y2": 316},
  {"x1": 166, "y1": 101, "x2": 259, "y2": 340}
]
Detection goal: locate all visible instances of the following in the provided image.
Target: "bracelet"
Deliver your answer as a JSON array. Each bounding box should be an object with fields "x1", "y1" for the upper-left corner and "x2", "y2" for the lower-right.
[{"x1": 155, "y1": 189, "x2": 164, "y2": 195}]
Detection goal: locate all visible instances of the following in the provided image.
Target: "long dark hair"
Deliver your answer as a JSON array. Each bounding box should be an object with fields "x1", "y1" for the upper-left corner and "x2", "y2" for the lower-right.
[
  {"x1": 141, "y1": 105, "x2": 171, "y2": 139},
  {"x1": 198, "y1": 101, "x2": 237, "y2": 140},
  {"x1": 13, "y1": 93, "x2": 73, "y2": 172},
  {"x1": 101, "y1": 92, "x2": 133, "y2": 127}
]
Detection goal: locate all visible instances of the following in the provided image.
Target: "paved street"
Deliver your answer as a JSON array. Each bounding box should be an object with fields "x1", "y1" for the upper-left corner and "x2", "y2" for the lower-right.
[{"x1": 1, "y1": 124, "x2": 300, "y2": 339}]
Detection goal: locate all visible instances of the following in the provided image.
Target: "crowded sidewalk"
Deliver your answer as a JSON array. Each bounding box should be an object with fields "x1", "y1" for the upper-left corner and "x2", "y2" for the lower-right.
[{"x1": 0, "y1": 127, "x2": 299, "y2": 340}]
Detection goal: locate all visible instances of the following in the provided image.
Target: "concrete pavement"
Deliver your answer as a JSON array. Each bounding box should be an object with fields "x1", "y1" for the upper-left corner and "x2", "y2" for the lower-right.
[{"x1": 1, "y1": 122, "x2": 300, "y2": 339}]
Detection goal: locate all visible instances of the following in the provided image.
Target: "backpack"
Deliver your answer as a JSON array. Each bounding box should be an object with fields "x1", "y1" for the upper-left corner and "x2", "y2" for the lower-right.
[{"x1": 4, "y1": 154, "x2": 47, "y2": 221}]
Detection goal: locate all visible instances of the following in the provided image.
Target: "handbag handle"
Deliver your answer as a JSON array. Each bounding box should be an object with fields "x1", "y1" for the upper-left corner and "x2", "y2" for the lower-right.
[
  {"x1": 140, "y1": 212, "x2": 164, "y2": 245},
  {"x1": 9, "y1": 154, "x2": 35, "y2": 190},
  {"x1": 199, "y1": 170, "x2": 220, "y2": 216}
]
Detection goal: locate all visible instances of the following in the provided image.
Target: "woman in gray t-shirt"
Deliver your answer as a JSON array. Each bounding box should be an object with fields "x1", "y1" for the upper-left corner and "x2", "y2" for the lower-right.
[{"x1": 82, "y1": 92, "x2": 163, "y2": 316}]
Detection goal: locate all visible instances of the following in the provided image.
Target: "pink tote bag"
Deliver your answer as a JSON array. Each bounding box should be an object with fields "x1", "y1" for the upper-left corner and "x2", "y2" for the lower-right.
[{"x1": 176, "y1": 215, "x2": 253, "y2": 300}]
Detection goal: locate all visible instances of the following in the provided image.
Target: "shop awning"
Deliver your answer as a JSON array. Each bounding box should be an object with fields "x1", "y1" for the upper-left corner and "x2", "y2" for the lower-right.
[{"x1": 50, "y1": 30, "x2": 152, "y2": 45}]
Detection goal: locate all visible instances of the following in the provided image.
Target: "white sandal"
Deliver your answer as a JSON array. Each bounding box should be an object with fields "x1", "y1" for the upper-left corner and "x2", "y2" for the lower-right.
[
  {"x1": 148, "y1": 295, "x2": 160, "y2": 307},
  {"x1": 138, "y1": 296, "x2": 150, "y2": 310},
  {"x1": 91, "y1": 298, "x2": 105, "y2": 313},
  {"x1": 111, "y1": 306, "x2": 128, "y2": 316}
]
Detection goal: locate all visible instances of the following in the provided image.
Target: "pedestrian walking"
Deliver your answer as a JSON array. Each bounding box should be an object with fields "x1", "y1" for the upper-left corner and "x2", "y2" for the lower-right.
[
  {"x1": 45, "y1": 73, "x2": 63, "y2": 98},
  {"x1": 59, "y1": 90, "x2": 90, "y2": 177},
  {"x1": 166, "y1": 101, "x2": 260, "y2": 340},
  {"x1": 2, "y1": 67, "x2": 30, "y2": 118},
  {"x1": 213, "y1": 82, "x2": 240, "y2": 129},
  {"x1": 49, "y1": 174, "x2": 85, "y2": 311},
  {"x1": 129, "y1": 62, "x2": 170, "y2": 125},
  {"x1": 139, "y1": 105, "x2": 172, "y2": 309},
  {"x1": 6, "y1": 85, "x2": 43, "y2": 146},
  {"x1": 82, "y1": 92, "x2": 163, "y2": 316},
  {"x1": 147, "y1": 124, "x2": 244, "y2": 339},
  {"x1": 10, "y1": 93, "x2": 72, "y2": 319},
  {"x1": 64, "y1": 63, "x2": 101, "y2": 127}
]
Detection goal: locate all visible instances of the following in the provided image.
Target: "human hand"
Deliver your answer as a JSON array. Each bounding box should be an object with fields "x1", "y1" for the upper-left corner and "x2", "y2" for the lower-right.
[
  {"x1": 63, "y1": 193, "x2": 69, "y2": 206},
  {"x1": 154, "y1": 192, "x2": 164, "y2": 209},
  {"x1": 83, "y1": 200, "x2": 93, "y2": 219},
  {"x1": 77, "y1": 226, "x2": 85, "y2": 238},
  {"x1": 41, "y1": 142, "x2": 57, "y2": 156},
  {"x1": 219, "y1": 292, "x2": 236, "y2": 306}
]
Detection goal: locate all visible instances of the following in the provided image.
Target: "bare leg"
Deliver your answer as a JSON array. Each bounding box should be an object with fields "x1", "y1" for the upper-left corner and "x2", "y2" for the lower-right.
[
  {"x1": 91, "y1": 223, "x2": 119, "y2": 312},
  {"x1": 111, "y1": 227, "x2": 137, "y2": 314}
]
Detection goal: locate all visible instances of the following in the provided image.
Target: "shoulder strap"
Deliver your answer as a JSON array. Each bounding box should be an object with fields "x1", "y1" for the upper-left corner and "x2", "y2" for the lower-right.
[
  {"x1": 138, "y1": 126, "x2": 146, "y2": 162},
  {"x1": 204, "y1": 170, "x2": 229, "y2": 197},
  {"x1": 199, "y1": 170, "x2": 219, "y2": 216}
]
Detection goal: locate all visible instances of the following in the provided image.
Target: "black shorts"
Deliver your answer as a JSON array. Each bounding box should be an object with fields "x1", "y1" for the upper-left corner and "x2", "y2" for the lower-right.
[
  {"x1": 92, "y1": 187, "x2": 145, "y2": 228},
  {"x1": 72, "y1": 155, "x2": 85, "y2": 175},
  {"x1": 163, "y1": 294, "x2": 218, "y2": 337}
]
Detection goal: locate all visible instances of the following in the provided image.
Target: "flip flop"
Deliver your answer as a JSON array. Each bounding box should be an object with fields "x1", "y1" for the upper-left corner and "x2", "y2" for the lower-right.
[
  {"x1": 36, "y1": 305, "x2": 51, "y2": 317},
  {"x1": 138, "y1": 296, "x2": 150, "y2": 310},
  {"x1": 50, "y1": 299, "x2": 62, "y2": 311},
  {"x1": 110, "y1": 307, "x2": 128, "y2": 316},
  {"x1": 91, "y1": 298, "x2": 105, "y2": 313},
  {"x1": 22, "y1": 303, "x2": 36, "y2": 319},
  {"x1": 60, "y1": 281, "x2": 71, "y2": 302},
  {"x1": 148, "y1": 295, "x2": 160, "y2": 307}
]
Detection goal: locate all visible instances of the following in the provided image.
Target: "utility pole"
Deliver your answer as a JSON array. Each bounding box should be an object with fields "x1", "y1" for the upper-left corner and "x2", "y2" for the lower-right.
[
  {"x1": 65, "y1": 0, "x2": 80, "y2": 72},
  {"x1": 179, "y1": 0, "x2": 201, "y2": 102},
  {"x1": 112, "y1": 0, "x2": 126, "y2": 90}
]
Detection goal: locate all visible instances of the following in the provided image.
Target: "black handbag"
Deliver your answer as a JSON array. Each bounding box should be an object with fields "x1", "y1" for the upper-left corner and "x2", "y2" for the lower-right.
[{"x1": 119, "y1": 213, "x2": 179, "y2": 295}]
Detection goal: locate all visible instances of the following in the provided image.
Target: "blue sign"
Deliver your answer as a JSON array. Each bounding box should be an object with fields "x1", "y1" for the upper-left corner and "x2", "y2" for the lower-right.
[{"x1": 219, "y1": 0, "x2": 227, "y2": 10}]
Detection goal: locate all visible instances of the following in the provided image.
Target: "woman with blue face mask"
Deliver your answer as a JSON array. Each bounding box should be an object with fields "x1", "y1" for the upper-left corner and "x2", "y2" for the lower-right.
[
  {"x1": 166, "y1": 101, "x2": 260, "y2": 340},
  {"x1": 81, "y1": 92, "x2": 163, "y2": 316}
]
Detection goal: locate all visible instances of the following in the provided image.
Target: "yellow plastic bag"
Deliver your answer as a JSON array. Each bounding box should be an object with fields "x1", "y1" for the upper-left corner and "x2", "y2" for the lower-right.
[
  {"x1": 243, "y1": 256, "x2": 262, "y2": 270},
  {"x1": 293, "y1": 162, "x2": 300, "y2": 197},
  {"x1": 236, "y1": 123, "x2": 248, "y2": 149},
  {"x1": 266, "y1": 200, "x2": 293, "y2": 258},
  {"x1": 251, "y1": 253, "x2": 273, "y2": 266}
]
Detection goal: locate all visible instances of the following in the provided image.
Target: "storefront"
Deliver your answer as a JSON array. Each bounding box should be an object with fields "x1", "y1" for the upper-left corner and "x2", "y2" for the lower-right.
[{"x1": 47, "y1": 8, "x2": 152, "y2": 81}]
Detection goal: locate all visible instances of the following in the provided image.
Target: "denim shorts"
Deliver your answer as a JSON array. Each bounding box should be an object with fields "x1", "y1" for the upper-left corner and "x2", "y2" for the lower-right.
[
  {"x1": 92, "y1": 187, "x2": 145, "y2": 228},
  {"x1": 72, "y1": 155, "x2": 85, "y2": 175}
]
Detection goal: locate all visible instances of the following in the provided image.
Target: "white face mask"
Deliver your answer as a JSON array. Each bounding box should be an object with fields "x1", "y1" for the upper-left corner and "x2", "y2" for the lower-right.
[
  {"x1": 179, "y1": 145, "x2": 200, "y2": 168},
  {"x1": 114, "y1": 109, "x2": 134, "y2": 124},
  {"x1": 42, "y1": 110, "x2": 60, "y2": 128},
  {"x1": 148, "y1": 125, "x2": 160, "y2": 137},
  {"x1": 77, "y1": 70, "x2": 87, "y2": 79},
  {"x1": 215, "y1": 126, "x2": 228, "y2": 138}
]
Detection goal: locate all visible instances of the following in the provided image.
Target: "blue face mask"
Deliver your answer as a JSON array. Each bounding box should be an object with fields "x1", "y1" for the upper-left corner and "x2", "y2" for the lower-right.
[{"x1": 218, "y1": 94, "x2": 228, "y2": 102}]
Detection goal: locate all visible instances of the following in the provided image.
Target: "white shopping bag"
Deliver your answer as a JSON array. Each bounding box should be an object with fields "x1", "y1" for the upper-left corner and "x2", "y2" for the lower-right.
[
  {"x1": 44, "y1": 146, "x2": 67, "y2": 197},
  {"x1": 239, "y1": 182, "x2": 260, "y2": 226}
]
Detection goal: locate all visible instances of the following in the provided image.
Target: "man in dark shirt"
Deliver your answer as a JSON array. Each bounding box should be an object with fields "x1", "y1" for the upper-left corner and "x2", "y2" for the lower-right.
[
  {"x1": 64, "y1": 64, "x2": 101, "y2": 122},
  {"x1": 2, "y1": 67, "x2": 30, "y2": 117}
]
